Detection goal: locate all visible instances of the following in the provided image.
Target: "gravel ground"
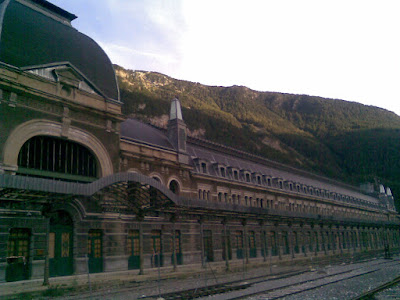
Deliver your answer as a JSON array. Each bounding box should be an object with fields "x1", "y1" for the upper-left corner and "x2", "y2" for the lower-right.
[
  {"x1": 276, "y1": 259, "x2": 400, "y2": 300},
  {"x1": 55, "y1": 257, "x2": 400, "y2": 300},
  {"x1": 198, "y1": 258, "x2": 400, "y2": 300}
]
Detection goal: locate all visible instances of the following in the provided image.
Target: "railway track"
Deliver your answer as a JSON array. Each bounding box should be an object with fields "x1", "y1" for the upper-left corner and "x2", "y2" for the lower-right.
[
  {"x1": 56, "y1": 255, "x2": 399, "y2": 299},
  {"x1": 150, "y1": 259, "x2": 400, "y2": 300},
  {"x1": 352, "y1": 274, "x2": 400, "y2": 300}
]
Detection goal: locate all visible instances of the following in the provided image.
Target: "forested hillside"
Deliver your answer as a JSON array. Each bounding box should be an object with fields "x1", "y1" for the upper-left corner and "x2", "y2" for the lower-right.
[{"x1": 114, "y1": 65, "x2": 400, "y2": 207}]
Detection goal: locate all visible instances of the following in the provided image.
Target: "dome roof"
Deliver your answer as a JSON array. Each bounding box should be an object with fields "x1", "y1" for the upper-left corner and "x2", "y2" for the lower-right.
[{"x1": 0, "y1": 0, "x2": 119, "y2": 101}]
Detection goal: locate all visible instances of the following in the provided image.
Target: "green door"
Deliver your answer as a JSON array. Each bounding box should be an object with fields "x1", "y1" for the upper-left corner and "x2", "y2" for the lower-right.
[
  {"x1": 49, "y1": 228, "x2": 73, "y2": 277},
  {"x1": 222, "y1": 230, "x2": 232, "y2": 261},
  {"x1": 203, "y1": 230, "x2": 214, "y2": 262},
  {"x1": 6, "y1": 228, "x2": 31, "y2": 282},
  {"x1": 88, "y1": 230, "x2": 103, "y2": 273},
  {"x1": 151, "y1": 230, "x2": 163, "y2": 267},
  {"x1": 128, "y1": 230, "x2": 140, "y2": 269},
  {"x1": 171, "y1": 230, "x2": 183, "y2": 265},
  {"x1": 49, "y1": 212, "x2": 73, "y2": 277},
  {"x1": 235, "y1": 231, "x2": 244, "y2": 259}
]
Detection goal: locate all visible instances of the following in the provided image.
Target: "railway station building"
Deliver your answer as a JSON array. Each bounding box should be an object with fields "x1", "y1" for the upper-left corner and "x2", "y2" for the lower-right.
[{"x1": 0, "y1": 0, "x2": 399, "y2": 282}]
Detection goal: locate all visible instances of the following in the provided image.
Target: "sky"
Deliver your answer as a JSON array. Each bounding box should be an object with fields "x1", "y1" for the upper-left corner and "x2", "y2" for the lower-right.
[{"x1": 51, "y1": 0, "x2": 400, "y2": 116}]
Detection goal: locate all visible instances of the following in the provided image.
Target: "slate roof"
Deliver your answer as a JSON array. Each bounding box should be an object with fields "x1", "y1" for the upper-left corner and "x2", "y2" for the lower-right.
[
  {"x1": 0, "y1": 0, "x2": 119, "y2": 101},
  {"x1": 187, "y1": 142, "x2": 381, "y2": 206},
  {"x1": 121, "y1": 119, "x2": 174, "y2": 150},
  {"x1": 120, "y1": 117, "x2": 381, "y2": 207}
]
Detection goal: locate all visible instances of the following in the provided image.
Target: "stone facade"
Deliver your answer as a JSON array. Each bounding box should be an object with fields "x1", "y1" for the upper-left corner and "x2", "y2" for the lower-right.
[{"x1": 0, "y1": 0, "x2": 399, "y2": 283}]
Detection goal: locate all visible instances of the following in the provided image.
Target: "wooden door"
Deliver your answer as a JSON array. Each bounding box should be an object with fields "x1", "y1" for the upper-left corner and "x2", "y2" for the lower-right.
[
  {"x1": 127, "y1": 230, "x2": 140, "y2": 269},
  {"x1": 88, "y1": 230, "x2": 103, "y2": 273}
]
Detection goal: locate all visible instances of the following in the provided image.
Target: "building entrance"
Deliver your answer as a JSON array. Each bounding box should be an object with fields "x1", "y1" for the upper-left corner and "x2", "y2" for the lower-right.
[{"x1": 49, "y1": 211, "x2": 73, "y2": 277}]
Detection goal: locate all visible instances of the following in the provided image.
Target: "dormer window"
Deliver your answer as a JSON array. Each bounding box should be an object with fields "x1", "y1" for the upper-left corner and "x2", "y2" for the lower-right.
[
  {"x1": 289, "y1": 183, "x2": 293, "y2": 191},
  {"x1": 201, "y1": 163, "x2": 207, "y2": 173},
  {"x1": 309, "y1": 188, "x2": 313, "y2": 195},
  {"x1": 267, "y1": 178, "x2": 272, "y2": 186},
  {"x1": 279, "y1": 181, "x2": 283, "y2": 189},
  {"x1": 297, "y1": 185, "x2": 300, "y2": 192},
  {"x1": 246, "y1": 173, "x2": 251, "y2": 182},
  {"x1": 257, "y1": 176, "x2": 261, "y2": 185},
  {"x1": 303, "y1": 186, "x2": 307, "y2": 194},
  {"x1": 220, "y1": 167, "x2": 226, "y2": 177},
  {"x1": 233, "y1": 170, "x2": 239, "y2": 180}
]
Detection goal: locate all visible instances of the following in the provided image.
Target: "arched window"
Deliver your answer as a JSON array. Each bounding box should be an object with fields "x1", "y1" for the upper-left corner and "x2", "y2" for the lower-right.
[
  {"x1": 169, "y1": 180, "x2": 180, "y2": 195},
  {"x1": 17, "y1": 136, "x2": 97, "y2": 182},
  {"x1": 152, "y1": 176, "x2": 161, "y2": 183}
]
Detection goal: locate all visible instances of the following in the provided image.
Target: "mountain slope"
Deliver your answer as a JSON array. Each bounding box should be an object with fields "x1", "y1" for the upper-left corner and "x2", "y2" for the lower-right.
[{"x1": 114, "y1": 65, "x2": 400, "y2": 206}]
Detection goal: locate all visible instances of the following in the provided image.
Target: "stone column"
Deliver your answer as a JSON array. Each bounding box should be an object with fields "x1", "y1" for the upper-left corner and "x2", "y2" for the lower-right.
[
  {"x1": 260, "y1": 220, "x2": 267, "y2": 262},
  {"x1": 287, "y1": 224, "x2": 294, "y2": 260},
  {"x1": 338, "y1": 229, "x2": 343, "y2": 254},
  {"x1": 277, "y1": 229, "x2": 282, "y2": 260},
  {"x1": 171, "y1": 214, "x2": 177, "y2": 272},
  {"x1": 138, "y1": 215, "x2": 145, "y2": 275},
  {"x1": 199, "y1": 218, "x2": 205, "y2": 268},
  {"x1": 43, "y1": 216, "x2": 50, "y2": 286},
  {"x1": 242, "y1": 219, "x2": 249, "y2": 264},
  {"x1": 223, "y1": 218, "x2": 230, "y2": 271}
]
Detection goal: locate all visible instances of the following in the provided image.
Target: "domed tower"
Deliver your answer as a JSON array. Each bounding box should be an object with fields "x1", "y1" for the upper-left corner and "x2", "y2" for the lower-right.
[{"x1": 0, "y1": 0, "x2": 123, "y2": 177}]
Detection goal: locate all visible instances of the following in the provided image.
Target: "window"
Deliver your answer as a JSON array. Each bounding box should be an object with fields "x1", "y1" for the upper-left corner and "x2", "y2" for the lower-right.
[
  {"x1": 169, "y1": 180, "x2": 180, "y2": 195},
  {"x1": 233, "y1": 170, "x2": 239, "y2": 180},
  {"x1": 220, "y1": 167, "x2": 225, "y2": 177},
  {"x1": 17, "y1": 136, "x2": 97, "y2": 181},
  {"x1": 279, "y1": 181, "x2": 283, "y2": 189},
  {"x1": 246, "y1": 173, "x2": 251, "y2": 182},
  {"x1": 8, "y1": 228, "x2": 30, "y2": 258},
  {"x1": 201, "y1": 163, "x2": 207, "y2": 173},
  {"x1": 267, "y1": 178, "x2": 272, "y2": 186},
  {"x1": 218, "y1": 192, "x2": 222, "y2": 202},
  {"x1": 127, "y1": 230, "x2": 140, "y2": 257},
  {"x1": 257, "y1": 176, "x2": 261, "y2": 185}
]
